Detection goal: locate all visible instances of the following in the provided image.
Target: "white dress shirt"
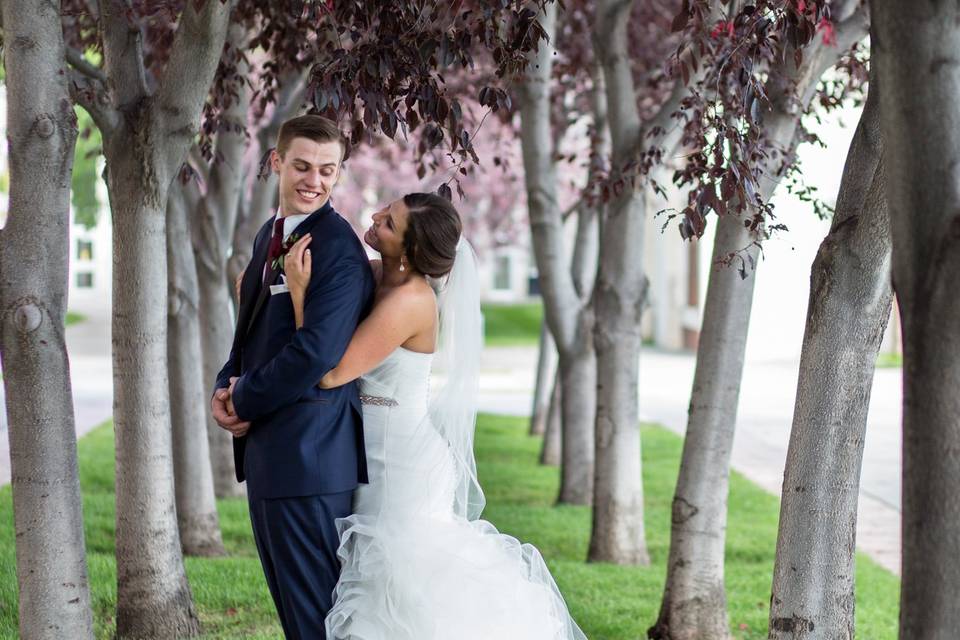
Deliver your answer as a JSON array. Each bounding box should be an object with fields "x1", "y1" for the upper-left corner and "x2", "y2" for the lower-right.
[{"x1": 278, "y1": 212, "x2": 311, "y2": 242}]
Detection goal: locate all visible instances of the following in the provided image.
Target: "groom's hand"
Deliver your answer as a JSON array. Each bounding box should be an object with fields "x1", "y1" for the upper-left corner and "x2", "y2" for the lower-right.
[{"x1": 212, "y1": 387, "x2": 251, "y2": 437}]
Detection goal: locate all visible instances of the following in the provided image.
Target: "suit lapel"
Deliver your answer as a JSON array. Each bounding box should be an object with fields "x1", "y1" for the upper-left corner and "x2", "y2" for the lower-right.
[
  {"x1": 233, "y1": 222, "x2": 273, "y2": 348},
  {"x1": 244, "y1": 260, "x2": 281, "y2": 336},
  {"x1": 241, "y1": 202, "x2": 334, "y2": 337}
]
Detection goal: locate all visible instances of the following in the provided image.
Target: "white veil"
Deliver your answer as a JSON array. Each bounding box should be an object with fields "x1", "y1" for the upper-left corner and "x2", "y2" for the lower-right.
[
  {"x1": 371, "y1": 237, "x2": 485, "y2": 525},
  {"x1": 426, "y1": 238, "x2": 485, "y2": 520}
]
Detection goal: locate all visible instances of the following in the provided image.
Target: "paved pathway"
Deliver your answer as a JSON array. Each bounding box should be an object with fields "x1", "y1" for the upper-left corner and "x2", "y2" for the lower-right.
[
  {"x1": 478, "y1": 345, "x2": 902, "y2": 576},
  {"x1": 1, "y1": 321, "x2": 901, "y2": 575}
]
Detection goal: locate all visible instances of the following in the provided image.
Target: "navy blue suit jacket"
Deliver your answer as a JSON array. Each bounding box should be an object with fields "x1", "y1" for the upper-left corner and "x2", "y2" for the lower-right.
[{"x1": 215, "y1": 202, "x2": 375, "y2": 500}]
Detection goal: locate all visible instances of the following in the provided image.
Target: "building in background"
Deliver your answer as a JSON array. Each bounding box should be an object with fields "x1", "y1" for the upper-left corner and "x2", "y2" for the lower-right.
[{"x1": 66, "y1": 165, "x2": 113, "y2": 318}]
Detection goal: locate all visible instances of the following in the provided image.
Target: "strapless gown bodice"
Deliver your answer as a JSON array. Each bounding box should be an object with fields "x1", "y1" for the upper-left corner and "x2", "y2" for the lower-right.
[{"x1": 358, "y1": 346, "x2": 433, "y2": 410}]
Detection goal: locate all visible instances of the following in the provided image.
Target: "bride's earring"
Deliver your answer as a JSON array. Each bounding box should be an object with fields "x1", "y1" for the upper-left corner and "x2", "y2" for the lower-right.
[{"x1": 399, "y1": 256, "x2": 406, "y2": 272}]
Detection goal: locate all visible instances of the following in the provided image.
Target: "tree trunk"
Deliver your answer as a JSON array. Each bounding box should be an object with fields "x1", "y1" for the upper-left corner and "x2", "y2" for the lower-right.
[
  {"x1": 652, "y1": 7, "x2": 869, "y2": 632},
  {"x1": 0, "y1": 3, "x2": 95, "y2": 637},
  {"x1": 768, "y1": 76, "x2": 891, "y2": 640},
  {"x1": 109, "y1": 177, "x2": 202, "y2": 637},
  {"x1": 167, "y1": 182, "x2": 226, "y2": 557},
  {"x1": 530, "y1": 322, "x2": 556, "y2": 436},
  {"x1": 517, "y1": 2, "x2": 596, "y2": 505},
  {"x1": 226, "y1": 171, "x2": 276, "y2": 307},
  {"x1": 557, "y1": 337, "x2": 596, "y2": 504},
  {"x1": 873, "y1": 4, "x2": 960, "y2": 636},
  {"x1": 194, "y1": 25, "x2": 250, "y2": 498},
  {"x1": 589, "y1": 0, "x2": 649, "y2": 565},
  {"x1": 197, "y1": 270, "x2": 243, "y2": 497},
  {"x1": 650, "y1": 211, "x2": 760, "y2": 639},
  {"x1": 540, "y1": 372, "x2": 562, "y2": 466},
  {"x1": 96, "y1": 1, "x2": 231, "y2": 635}
]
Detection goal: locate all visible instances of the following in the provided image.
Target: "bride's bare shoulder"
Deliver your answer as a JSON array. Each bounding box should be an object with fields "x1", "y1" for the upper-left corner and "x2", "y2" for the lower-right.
[{"x1": 379, "y1": 277, "x2": 436, "y2": 314}]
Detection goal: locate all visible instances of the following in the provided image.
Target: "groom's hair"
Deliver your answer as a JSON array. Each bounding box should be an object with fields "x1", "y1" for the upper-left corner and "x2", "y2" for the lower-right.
[
  {"x1": 402, "y1": 193, "x2": 462, "y2": 278},
  {"x1": 276, "y1": 115, "x2": 346, "y2": 160}
]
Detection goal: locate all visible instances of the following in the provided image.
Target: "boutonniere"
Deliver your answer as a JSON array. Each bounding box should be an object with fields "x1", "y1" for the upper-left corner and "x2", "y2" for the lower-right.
[{"x1": 270, "y1": 233, "x2": 302, "y2": 271}]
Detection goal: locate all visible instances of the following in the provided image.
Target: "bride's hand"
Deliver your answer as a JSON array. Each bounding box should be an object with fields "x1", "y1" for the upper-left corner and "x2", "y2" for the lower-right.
[
  {"x1": 285, "y1": 234, "x2": 312, "y2": 299},
  {"x1": 317, "y1": 369, "x2": 340, "y2": 389},
  {"x1": 234, "y1": 269, "x2": 245, "y2": 301}
]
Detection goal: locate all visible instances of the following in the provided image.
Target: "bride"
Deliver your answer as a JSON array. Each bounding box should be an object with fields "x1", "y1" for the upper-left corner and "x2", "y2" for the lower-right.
[{"x1": 283, "y1": 192, "x2": 586, "y2": 640}]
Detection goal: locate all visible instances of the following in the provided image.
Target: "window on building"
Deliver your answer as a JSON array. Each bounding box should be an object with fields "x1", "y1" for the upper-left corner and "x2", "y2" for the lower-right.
[
  {"x1": 493, "y1": 254, "x2": 511, "y2": 291},
  {"x1": 77, "y1": 239, "x2": 94, "y2": 261},
  {"x1": 76, "y1": 272, "x2": 94, "y2": 288}
]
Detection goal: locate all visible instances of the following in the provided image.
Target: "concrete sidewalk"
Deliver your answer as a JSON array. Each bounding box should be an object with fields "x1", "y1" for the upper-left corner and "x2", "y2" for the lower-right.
[{"x1": 477, "y1": 345, "x2": 902, "y2": 576}]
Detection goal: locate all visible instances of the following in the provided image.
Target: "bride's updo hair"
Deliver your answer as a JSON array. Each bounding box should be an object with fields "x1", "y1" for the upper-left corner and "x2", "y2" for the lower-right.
[{"x1": 402, "y1": 192, "x2": 462, "y2": 278}]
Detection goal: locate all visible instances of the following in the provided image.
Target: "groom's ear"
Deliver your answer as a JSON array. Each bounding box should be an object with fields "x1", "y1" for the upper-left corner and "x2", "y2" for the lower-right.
[{"x1": 270, "y1": 149, "x2": 282, "y2": 174}]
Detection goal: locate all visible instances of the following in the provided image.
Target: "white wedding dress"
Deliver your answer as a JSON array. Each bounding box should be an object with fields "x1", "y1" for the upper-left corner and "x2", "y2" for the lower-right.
[{"x1": 324, "y1": 346, "x2": 586, "y2": 639}]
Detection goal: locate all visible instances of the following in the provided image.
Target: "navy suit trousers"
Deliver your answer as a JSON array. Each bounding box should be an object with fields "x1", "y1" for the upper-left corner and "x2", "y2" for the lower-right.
[{"x1": 248, "y1": 491, "x2": 353, "y2": 640}]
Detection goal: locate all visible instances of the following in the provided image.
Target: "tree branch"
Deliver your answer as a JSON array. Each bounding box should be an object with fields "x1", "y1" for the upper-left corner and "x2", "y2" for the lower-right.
[
  {"x1": 562, "y1": 198, "x2": 583, "y2": 222},
  {"x1": 780, "y1": 4, "x2": 869, "y2": 113},
  {"x1": 154, "y1": 0, "x2": 232, "y2": 174},
  {"x1": 259, "y1": 70, "x2": 309, "y2": 151},
  {"x1": 833, "y1": 4, "x2": 869, "y2": 58},
  {"x1": 594, "y1": 0, "x2": 641, "y2": 163},
  {"x1": 188, "y1": 146, "x2": 211, "y2": 186},
  {"x1": 65, "y1": 46, "x2": 107, "y2": 84},
  {"x1": 642, "y1": 2, "x2": 730, "y2": 159},
  {"x1": 68, "y1": 69, "x2": 120, "y2": 137},
  {"x1": 100, "y1": 0, "x2": 149, "y2": 109},
  {"x1": 84, "y1": 0, "x2": 100, "y2": 21}
]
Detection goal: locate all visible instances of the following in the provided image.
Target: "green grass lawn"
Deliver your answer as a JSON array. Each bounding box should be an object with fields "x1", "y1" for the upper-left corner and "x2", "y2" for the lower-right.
[
  {"x1": 876, "y1": 351, "x2": 902, "y2": 368},
  {"x1": 482, "y1": 302, "x2": 543, "y2": 346},
  {"x1": 66, "y1": 311, "x2": 86, "y2": 326},
  {"x1": 0, "y1": 416, "x2": 899, "y2": 639}
]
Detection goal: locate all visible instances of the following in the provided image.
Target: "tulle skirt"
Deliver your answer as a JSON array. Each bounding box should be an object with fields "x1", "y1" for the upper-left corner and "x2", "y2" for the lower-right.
[
  {"x1": 326, "y1": 511, "x2": 584, "y2": 639},
  {"x1": 324, "y1": 404, "x2": 585, "y2": 640}
]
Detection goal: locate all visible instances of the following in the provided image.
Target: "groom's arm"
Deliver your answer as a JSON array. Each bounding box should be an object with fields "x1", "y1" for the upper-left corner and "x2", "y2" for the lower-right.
[
  {"x1": 230, "y1": 252, "x2": 370, "y2": 421},
  {"x1": 215, "y1": 342, "x2": 241, "y2": 392},
  {"x1": 213, "y1": 222, "x2": 270, "y2": 396}
]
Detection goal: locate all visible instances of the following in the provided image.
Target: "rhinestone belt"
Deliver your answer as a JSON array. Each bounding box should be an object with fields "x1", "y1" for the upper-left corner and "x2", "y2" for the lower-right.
[{"x1": 359, "y1": 395, "x2": 398, "y2": 407}]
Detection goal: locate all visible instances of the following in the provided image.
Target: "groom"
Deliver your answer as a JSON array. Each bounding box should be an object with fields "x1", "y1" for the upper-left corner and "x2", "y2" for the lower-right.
[{"x1": 211, "y1": 114, "x2": 375, "y2": 639}]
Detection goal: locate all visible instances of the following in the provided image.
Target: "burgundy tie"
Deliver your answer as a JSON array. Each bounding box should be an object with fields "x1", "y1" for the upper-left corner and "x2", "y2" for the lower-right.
[{"x1": 263, "y1": 217, "x2": 285, "y2": 285}]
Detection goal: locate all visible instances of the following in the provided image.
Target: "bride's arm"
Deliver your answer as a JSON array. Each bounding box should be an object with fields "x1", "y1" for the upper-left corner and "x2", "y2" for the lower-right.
[
  {"x1": 285, "y1": 240, "x2": 430, "y2": 389},
  {"x1": 317, "y1": 288, "x2": 429, "y2": 388}
]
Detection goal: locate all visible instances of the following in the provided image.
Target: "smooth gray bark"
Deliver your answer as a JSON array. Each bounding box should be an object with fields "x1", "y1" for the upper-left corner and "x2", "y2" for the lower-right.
[
  {"x1": 589, "y1": 0, "x2": 650, "y2": 565},
  {"x1": 530, "y1": 323, "x2": 556, "y2": 436},
  {"x1": 769, "y1": 75, "x2": 891, "y2": 640},
  {"x1": 540, "y1": 372, "x2": 562, "y2": 466},
  {"x1": 197, "y1": 265, "x2": 243, "y2": 497},
  {"x1": 227, "y1": 170, "x2": 278, "y2": 307},
  {"x1": 73, "y1": 1, "x2": 232, "y2": 635},
  {"x1": 518, "y1": 2, "x2": 596, "y2": 505},
  {"x1": 0, "y1": 3, "x2": 95, "y2": 637},
  {"x1": 167, "y1": 181, "x2": 227, "y2": 557},
  {"x1": 651, "y1": 211, "x2": 759, "y2": 640},
  {"x1": 556, "y1": 344, "x2": 596, "y2": 502},
  {"x1": 193, "y1": 26, "x2": 250, "y2": 498},
  {"x1": 651, "y1": 5, "x2": 868, "y2": 633},
  {"x1": 873, "y1": 4, "x2": 960, "y2": 637}
]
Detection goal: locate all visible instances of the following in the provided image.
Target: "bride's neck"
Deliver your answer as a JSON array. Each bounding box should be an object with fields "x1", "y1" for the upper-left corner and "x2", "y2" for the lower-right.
[{"x1": 379, "y1": 257, "x2": 418, "y2": 287}]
